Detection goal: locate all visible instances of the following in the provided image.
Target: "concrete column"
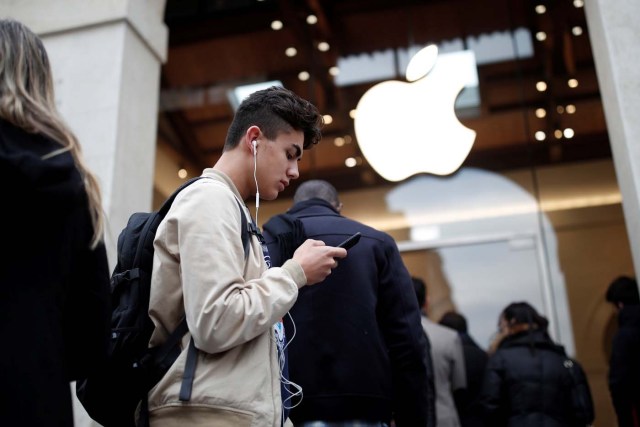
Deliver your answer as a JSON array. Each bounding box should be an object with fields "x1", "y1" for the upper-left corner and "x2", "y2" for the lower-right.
[
  {"x1": 2, "y1": 1, "x2": 167, "y2": 425},
  {"x1": 4, "y1": 0, "x2": 168, "y2": 267},
  {"x1": 584, "y1": 0, "x2": 640, "y2": 283}
]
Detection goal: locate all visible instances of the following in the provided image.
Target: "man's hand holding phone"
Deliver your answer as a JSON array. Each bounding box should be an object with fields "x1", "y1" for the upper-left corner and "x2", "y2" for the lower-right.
[{"x1": 293, "y1": 239, "x2": 347, "y2": 286}]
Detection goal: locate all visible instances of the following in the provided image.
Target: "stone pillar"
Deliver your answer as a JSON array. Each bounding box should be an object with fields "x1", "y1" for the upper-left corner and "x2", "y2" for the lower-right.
[
  {"x1": 585, "y1": 0, "x2": 640, "y2": 285},
  {"x1": 2, "y1": 1, "x2": 168, "y2": 425},
  {"x1": 4, "y1": 0, "x2": 168, "y2": 266}
]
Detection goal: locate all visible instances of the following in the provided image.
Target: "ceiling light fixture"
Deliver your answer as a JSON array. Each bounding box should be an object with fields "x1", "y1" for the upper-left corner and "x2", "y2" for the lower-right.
[
  {"x1": 306, "y1": 15, "x2": 318, "y2": 25},
  {"x1": 535, "y1": 5, "x2": 546, "y2": 14},
  {"x1": 178, "y1": 168, "x2": 188, "y2": 179},
  {"x1": 323, "y1": 114, "x2": 333, "y2": 124},
  {"x1": 285, "y1": 47, "x2": 297, "y2": 57},
  {"x1": 568, "y1": 78, "x2": 579, "y2": 88},
  {"x1": 535, "y1": 131, "x2": 546, "y2": 141},
  {"x1": 535, "y1": 108, "x2": 546, "y2": 118},
  {"x1": 564, "y1": 128, "x2": 575, "y2": 138},
  {"x1": 345, "y1": 157, "x2": 357, "y2": 167},
  {"x1": 334, "y1": 137, "x2": 345, "y2": 147},
  {"x1": 271, "y1": 20, "x2": 283, "y2": 31},
  {"x1": 536, "y1": 81, "x2": 547, "y2": 92},
  {"x1": 536, "y1": 32, "x2": 547, "y2": 41},
  {"x1": 566, "y1": 104, "x2": 576, "y2": 114},
  {"x1": 318, "y1": 42, "x2": 330, "y2": 52},
  {"x1": 573, "y1": 0, "x2": 584, "y2": 8},
  {"x1": 554, "y1": 129, "x2": 563, "y2": 139},
  {"x1": 557, "y1": 105, "x2": 565, "y2": 114},
  {"x1": 329, "y1": 66, "x2": 340, "y2": 76},
  {"x1": 298, "y1": 71, "x2": 310, "y2": 81},
  {"x1": 572, "y1": 26, "x2": 583, "y2": 36}
]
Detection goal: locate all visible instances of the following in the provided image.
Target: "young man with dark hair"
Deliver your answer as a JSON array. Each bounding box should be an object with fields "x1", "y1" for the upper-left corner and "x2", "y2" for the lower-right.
[
  {"x1": 146, "y1": 87, "x2": 346, "y2": 426},
  {"x1": 263, "y1": 180, "x2": 432, "y2": 427},
  {"x1": 605, "y1": 275, "x2": 640, "y2": 427}
]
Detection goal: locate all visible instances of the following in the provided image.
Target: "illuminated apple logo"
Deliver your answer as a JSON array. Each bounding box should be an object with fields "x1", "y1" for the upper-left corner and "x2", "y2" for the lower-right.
[{"x1": 354, "y1": 45, "x2": 477, "y2": 181}]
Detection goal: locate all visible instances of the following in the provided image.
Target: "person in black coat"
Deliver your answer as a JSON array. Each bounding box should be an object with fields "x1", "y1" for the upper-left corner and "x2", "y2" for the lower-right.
[
  {"x1": 480, "y1": 302, "x2": 594, "y2": 427},
  {"x1": 605, "y1": 276, "x2": 640, "y2": 427},
  {"x1": 263, "y1": 179, "x2": 432, "y2": 427},
  {"x1": 0, "y1": 19, "x2": 111, "y2": 427},
  {"x1": 440, "y1": 311, "x2": 488, "y2": 427}
]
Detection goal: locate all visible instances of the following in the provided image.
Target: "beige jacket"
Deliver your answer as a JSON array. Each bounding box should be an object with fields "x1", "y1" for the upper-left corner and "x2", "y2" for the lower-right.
[{"x1": 147, "y1": 169, "x2": 306, "y2": 427}]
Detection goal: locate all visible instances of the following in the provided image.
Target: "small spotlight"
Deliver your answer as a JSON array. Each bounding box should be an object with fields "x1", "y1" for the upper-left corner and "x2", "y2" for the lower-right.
[
  {"x1": 334, "y1": 137, "x2": 345, "y2": 147},
  {"x1": 285, "y1": 47, "x2": 297, "y2": 57},
  {"x1": 536, "y1": 32, "x2": 547, "y2": 41},
  {"x1": 564, "y1": 128, "x2": 575, "y2": 139},
  {"x1": 271, "y1": 20, "x2": 283, "y2": 31},
  {"x1": 306, "y1": 14, "x2": 318, "y2": 25},
  {"x1": 345, "y1": 157, "x2": 357, "y2": 168},
  {"x1": 329, "y1": 66, "x2": 340, "y2": 76},
  {"x1": 535, "y1": 108, "x2": 547, "y2": 118},
  {"x1": 298, "y1": 71, "x2": 310, "y2": 81},
  {"x1": 554, "y1": 129, "x2": 563, "y2": 139},
  {"x1": 343, "y1": 135, "x2": 353, "y2": 144},
  {"x1": 178, "y1": 168, "x2": 188, "y2": 179},
  {"x1": 568, "y1": 78, "x2": 579, "y2": 88},
  {"x1": 317, "y1": 42, "x2": 330, "y2": 52},
  {"x1": 572, "y1": 26, "x2": 583, "y2": 36},
  {"x1": 566, "y1": 104, "x2": 576, "y2": 114},
  {"x1": 349, "y1": 109, "x2": 357, "y2": 119},
  {"x1": 536, "y1": 81, "x2": 547, "y2": 92},
  {"x1": 557, "y1": 105, "x2": 565, "y2": 114},
  {"x1": 535, "y1": 5, "x2": 546, "y2": 14},
  {"x1": 323, "y1": 114, "x2": 333, "y2": 125},
  {"x1": 535, "y1": 131, "x2": 546, "y2": 141},
  {"x1": 573, "y1": 0, "x2": 584, "y2": 8}
]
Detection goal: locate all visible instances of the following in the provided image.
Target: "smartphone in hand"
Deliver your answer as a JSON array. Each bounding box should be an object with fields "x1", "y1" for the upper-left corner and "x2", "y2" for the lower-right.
[{"x1": 336, "y1": 232, "x2": 361, "y2": 250}]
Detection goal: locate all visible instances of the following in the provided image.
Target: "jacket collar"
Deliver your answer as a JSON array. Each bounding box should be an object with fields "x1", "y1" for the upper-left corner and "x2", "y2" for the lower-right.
[
  {"x1": 500, "y1": 328, "x2": 567, "y2": 355},
  {"x1": 287, "y1": 198, "x2": 341, "y2": 216}
]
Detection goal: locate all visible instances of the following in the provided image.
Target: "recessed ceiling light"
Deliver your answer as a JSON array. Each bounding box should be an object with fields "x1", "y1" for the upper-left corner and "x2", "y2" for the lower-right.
[
  {"x1": 285, "y1": 47, "x2": 297, "y2": 57},
  {"x1": 334, "y1": 137, "x2": 345, "y2": 147},
  {"x1": 536, "y1": 32, "x2": 547, "y2": 41},
  {"x1": 535, "y1": 108, "x2": 546, "y2": 118},
  {"x1": 349, "y1": 109, "x2": 357, "y2": 119},
  {"x1": 572, "y1": 26, "x2": 583, "y2": 36},
  {"x1": 554, "y1": 129, "x2": 563, "y2": 139},
  {"x1": 557, "y1": 105, "x2": 565, "y2": 114},
  {"x1": 306, "y1": 15, "x2": 318, "y2": 25},
  {"x1": 535, "y1": 5, "x2": 546, "y2": 14},
  {"x1": 298, "y1": 71, "x2": 310, "y2": 81},
  {"x1": 345, "y1": 157, "x2": 357, "y2": 167},
  {"x1": 564, "y1": 128, "x2": 575, "y2": 139},
  {"x1": 535, "y1": 131, "x2": 546, "y2": 141},
  {"x1": 568, "y1": 78, "x2": 579, "y2": 88},
  {"x1": 573, "y1": 0, "x2": 584, "y2": 8},
  {"x1": 318, "y1": 42, "x2": 330, "y2": 52},
  {"x1": 271, "y1": 20, "x2": 283, "y2": 31},
  {"x1": 536, "y1": 81, "x2": 547, "y2": 92},
  {"x1": 566, "y1": 104, "x2": 576, "y2": 114},
  {"x1": 323, "y1": 114, "x2": 333, "y2": 124},
  {"x1": 329, "y1": 66, "x2": 340, "y2": 76},
  {"x1": 178, "y1": 168, "x2": 188, "y2": 179}
]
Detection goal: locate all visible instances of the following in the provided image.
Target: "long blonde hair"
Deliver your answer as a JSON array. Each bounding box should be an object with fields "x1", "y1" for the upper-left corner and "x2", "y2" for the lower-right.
[{"x1": 0, "y1": 19, "x2": 104, "y2": 248}]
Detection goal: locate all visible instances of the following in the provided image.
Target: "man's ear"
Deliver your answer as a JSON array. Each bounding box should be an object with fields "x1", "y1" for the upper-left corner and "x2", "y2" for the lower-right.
[{"x1": 245, "y1": 126, "x2": 261, "y2": 152}]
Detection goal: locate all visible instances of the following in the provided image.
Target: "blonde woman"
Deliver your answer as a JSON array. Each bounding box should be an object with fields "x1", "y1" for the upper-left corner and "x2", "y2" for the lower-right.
[{"x1": 0, "y1": 18, "x2": 110, "y2": 426}]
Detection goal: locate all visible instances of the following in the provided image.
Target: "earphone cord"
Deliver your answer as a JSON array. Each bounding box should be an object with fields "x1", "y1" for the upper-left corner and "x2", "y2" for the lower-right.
[{"x1": 253, "y1": 147, "x2": 260, "y2": 224}]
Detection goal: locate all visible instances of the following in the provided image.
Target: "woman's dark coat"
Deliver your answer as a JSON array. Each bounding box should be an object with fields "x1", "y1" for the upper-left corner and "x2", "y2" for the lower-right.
[
  {"x1": 481, "y1": 328, "x2": 593, "y2": 427},
  {"x1": 0, "y1": 119, "x2": 110, "y2": 426}
]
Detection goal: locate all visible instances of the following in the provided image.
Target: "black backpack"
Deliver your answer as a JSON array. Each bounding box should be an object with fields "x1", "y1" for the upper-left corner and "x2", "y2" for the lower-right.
[{"x1": 76, "y1": 177, "x2": 251, "y2": 427}]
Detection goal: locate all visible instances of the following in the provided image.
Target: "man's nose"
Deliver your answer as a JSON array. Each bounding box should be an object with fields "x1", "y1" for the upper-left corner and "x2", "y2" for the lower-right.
[{"x1": 288, "y1": 162, "x2": 299, "y2": 179}]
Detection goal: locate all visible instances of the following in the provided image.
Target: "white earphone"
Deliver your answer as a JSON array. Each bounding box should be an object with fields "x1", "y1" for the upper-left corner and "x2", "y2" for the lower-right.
[
  {"x1": 251, "y1": 139, "x2": 260, "y2": 221},
  {"x1": 252, "y1": 139, "x2": 257, "y2": 155}
]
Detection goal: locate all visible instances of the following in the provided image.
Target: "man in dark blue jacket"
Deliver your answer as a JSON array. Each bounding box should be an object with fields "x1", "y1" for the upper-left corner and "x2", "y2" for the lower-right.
[
  {"x1": 606, "y1": 276, "x2": 640, "y2": 427},
  {"x1": 263, "y1": 179, "x2": 432, "y2": 427}
]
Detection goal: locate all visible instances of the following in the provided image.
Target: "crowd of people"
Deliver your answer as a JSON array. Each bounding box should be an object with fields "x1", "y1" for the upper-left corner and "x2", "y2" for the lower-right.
[{"x1": 2, "y1": 17, "x2": 639, "y2": 427}]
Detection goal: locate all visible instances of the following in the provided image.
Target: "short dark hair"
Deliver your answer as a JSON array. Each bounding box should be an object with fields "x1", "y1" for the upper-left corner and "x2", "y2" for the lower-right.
[
  {"x1": 224, "y1": 86, "x2": 323, "y2": 151},
  {"x1": 293, "y1": 179, "x2": 340, "y2": 207},
  {"x1": 412, "y1": 277, "x2": 427, "y2": 309},
  {"x1": 439, "y1": 311, "x2": 468, "y2": 333},
  {"x1": 501, "y1": 301, "x2": 548, "y2": 331},
  {"x1": 606, "y1": 276, "x2": 640, "y2": 305}
]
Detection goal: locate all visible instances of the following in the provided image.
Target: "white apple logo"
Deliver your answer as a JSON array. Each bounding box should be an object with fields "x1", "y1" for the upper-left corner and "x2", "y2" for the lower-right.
[{"x1": 354, "y1": 45, "x2": 477, "y2": 181}]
